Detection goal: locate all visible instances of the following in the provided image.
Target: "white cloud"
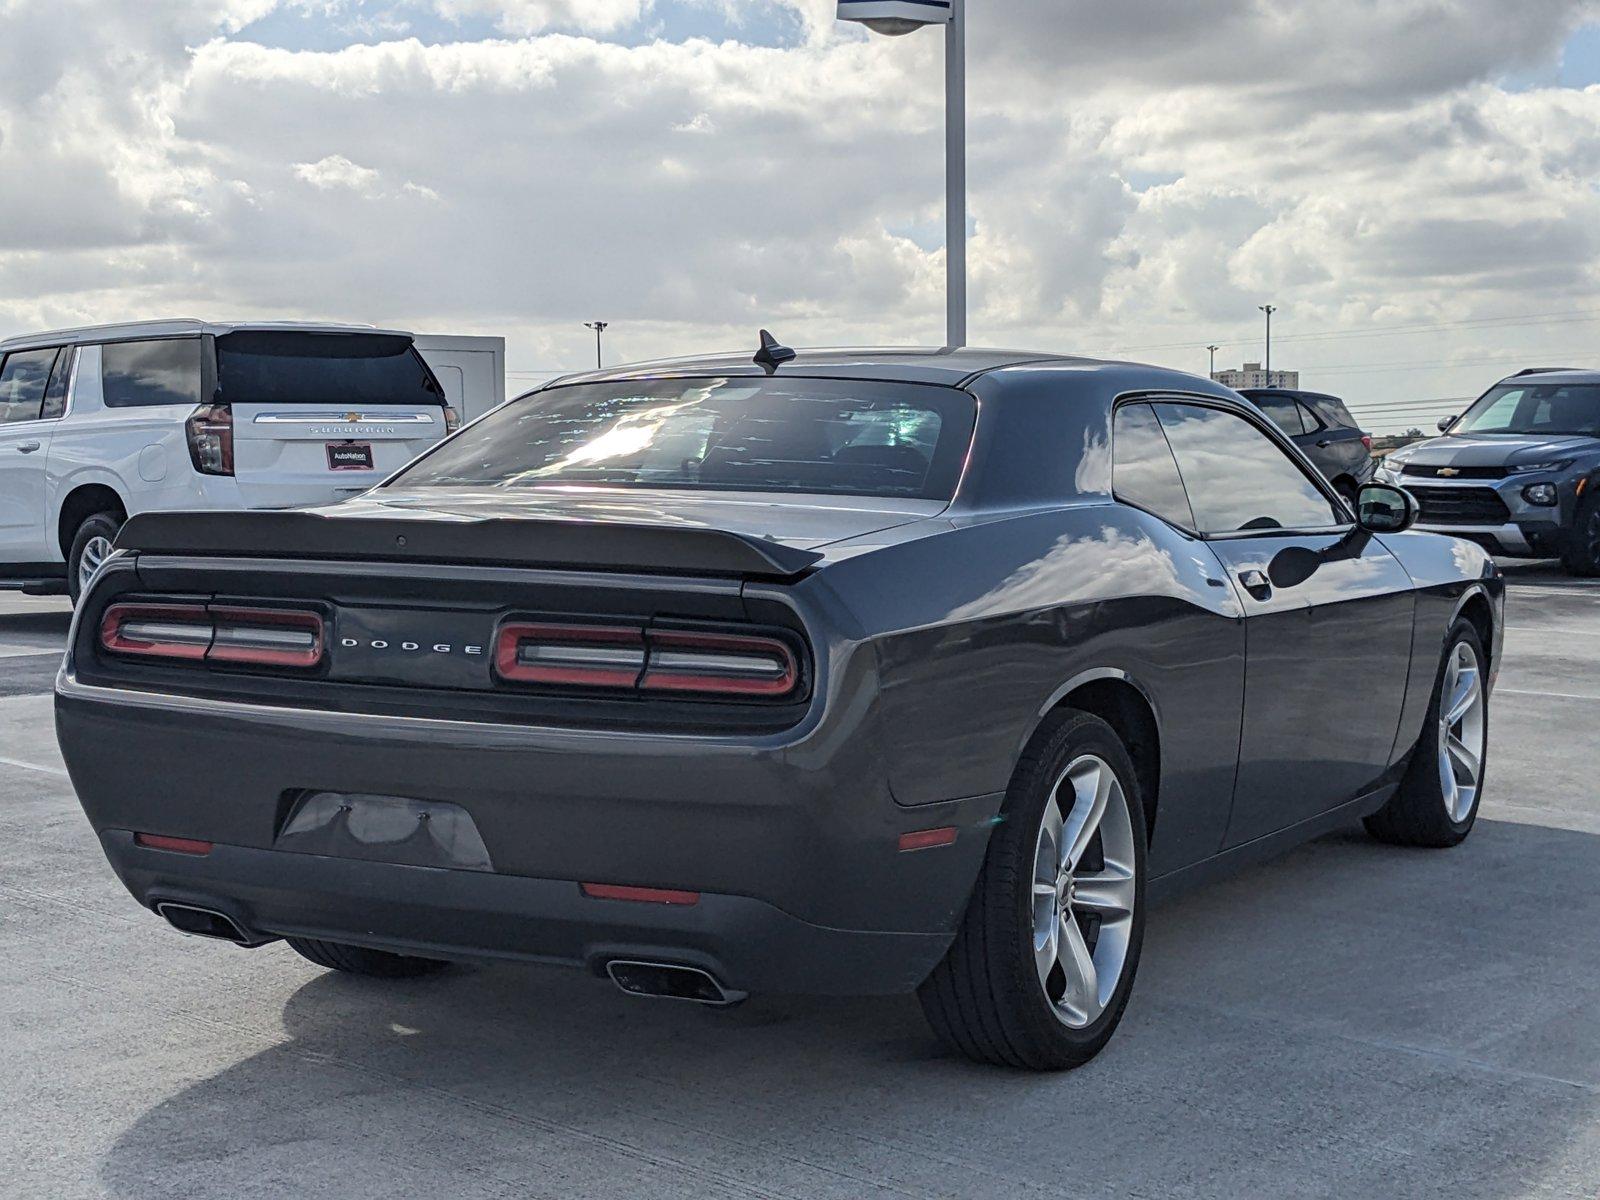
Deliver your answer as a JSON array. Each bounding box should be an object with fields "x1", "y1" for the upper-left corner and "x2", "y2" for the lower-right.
[
  {"x1": 294, "y1": 153, "x2": 382, "y2": 192},
  {"x1": 1, "y1": 0, "x2": 1599, "y2": 422}
]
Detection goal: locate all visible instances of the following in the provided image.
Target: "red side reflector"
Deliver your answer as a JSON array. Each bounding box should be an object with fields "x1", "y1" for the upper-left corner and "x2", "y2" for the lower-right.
[
  {"x1": 898, "y1": 827, "x2": 958, "y2": 852},
  {"x1": 580, "y1": 882, "x2": 701, "y2": 906},
  {"x1": 134, "y1": 833, "x2": 214, "y2": 856}
]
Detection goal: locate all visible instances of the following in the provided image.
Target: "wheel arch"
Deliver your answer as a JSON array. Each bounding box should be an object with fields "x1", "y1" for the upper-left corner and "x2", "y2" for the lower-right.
[
  {"x1": 1451, "y1": 585, "x2": 1496, "y2": 673},
  {"x1": 1027, "y1": 669, "x2": 1162, "y2": 845},
  {"x1": 57, "y1": 483, "x2": 128, "y2": 559}
]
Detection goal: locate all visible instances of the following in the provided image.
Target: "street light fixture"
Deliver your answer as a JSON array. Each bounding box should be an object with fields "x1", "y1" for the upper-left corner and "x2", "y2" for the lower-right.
[
  {"x1": 584, "y1": 321, "x2": 609, "y2": 370},
  {"x1": 838, "y1": 1, "x2": 965, "y2": 349},
  {"x1": 1258, "y1": 305, "x2": 1276, "y2": 381},
  {"x1": 1206, "y1": 344, "x2": 1221, "y2": 378}
]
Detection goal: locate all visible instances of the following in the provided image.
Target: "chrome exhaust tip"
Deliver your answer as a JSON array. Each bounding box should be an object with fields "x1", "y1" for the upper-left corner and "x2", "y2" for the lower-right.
[
  {"x1": 605, "y1": 960, "x2": 747, "y2": 1007},
  {"x1": 154, "y1": 901, "x2": 270, "y2": 948}
]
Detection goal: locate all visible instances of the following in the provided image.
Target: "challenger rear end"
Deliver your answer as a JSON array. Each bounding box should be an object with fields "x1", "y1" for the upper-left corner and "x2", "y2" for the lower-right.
[{"x1": 56, "y1": 369, "x2": 992, "y2": 1002}]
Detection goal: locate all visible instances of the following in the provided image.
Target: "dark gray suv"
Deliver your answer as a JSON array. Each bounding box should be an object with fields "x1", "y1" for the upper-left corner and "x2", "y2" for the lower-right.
[
  {"x1": 1238, "y1": 388, "x2": 1375, "y2": 503},
  {"x1": 1376, "y1": 368, "x2": 1600, "y2": 575}
]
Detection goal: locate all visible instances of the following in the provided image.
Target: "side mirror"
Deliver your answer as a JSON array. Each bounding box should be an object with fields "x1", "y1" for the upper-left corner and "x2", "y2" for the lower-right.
[
  {"x1": 1356, "y1": 482, "x2": 1419, "y2": 534},
  {"x1": 1437, "y1": 415, "x2": 1456, "y2": 433}
]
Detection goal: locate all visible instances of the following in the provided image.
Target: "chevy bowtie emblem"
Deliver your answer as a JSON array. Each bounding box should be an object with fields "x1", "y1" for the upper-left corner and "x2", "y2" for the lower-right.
[
  {"x1": 344, "y1": 412, "x2": 364, "y2": 422},
  {"x1": 1437, "y1": 467, "x2": 1461, "y2": 477}
]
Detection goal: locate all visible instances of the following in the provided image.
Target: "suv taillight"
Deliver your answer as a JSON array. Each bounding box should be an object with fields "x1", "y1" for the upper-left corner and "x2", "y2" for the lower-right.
[
  {"x1": 443, "y1": 405, "x2": 461, "y2": 433},
  {"x1": 494, "y1": 622, "x2": 800, "y2": 699},
  {"x1": 100, "y1": 602, "x2": 324, "y2": 669},
  {"x1": 186, "y1": 404, "x2": 234, "y2": 476}
]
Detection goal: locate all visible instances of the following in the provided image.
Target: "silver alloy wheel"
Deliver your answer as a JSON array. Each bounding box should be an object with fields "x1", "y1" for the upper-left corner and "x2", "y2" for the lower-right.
[
  {"x1": 1031, "y1": 754, "x2": 1137, "y2": 1029},
  {"x1": 78, "y1": 535, "x2": 112, "y2": 594},
  {"x1": 1438, "y1": 640, "x2": 1487, "y2": 823}
]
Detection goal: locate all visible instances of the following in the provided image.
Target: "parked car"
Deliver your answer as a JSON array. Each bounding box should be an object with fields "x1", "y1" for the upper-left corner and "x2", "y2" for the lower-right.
[
  {"x1": 0, "y1": 319, "x2": 460, "y2": 600},
  {"x1": 58, "y1": 343, "x2": 1502, "y2": 1070},
  {"x1": 1237, "y1": 387, "x2": 1375, "y2": 502},
  {"x1": 1375, "y1": 368, "x2": 1600, "y2": 575}
]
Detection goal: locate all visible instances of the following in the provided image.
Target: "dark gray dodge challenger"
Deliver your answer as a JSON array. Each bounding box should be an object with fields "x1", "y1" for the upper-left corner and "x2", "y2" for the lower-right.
[{"x1": 57, "y1": 344, "x2": 1503, "y2": 1070}]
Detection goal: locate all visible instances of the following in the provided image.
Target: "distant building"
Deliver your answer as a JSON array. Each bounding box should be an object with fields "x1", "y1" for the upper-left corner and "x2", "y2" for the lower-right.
[{"x1": 1213, "y1": 362, "x2": 1299, "y2": 390}]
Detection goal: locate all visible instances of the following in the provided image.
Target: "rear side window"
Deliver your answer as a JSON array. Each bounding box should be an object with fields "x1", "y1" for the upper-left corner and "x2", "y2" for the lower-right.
[
  {"x1": 1252, "y1": 393, "x2": 1306, "y2": 437},
  {"x1": 0, "y1": 347, "x2": 59, "y2": 424},
  {"x1": 395, "y1": 376, "x2": 975, "y2": 501},
  {"x1": 216, "y1": 332, "x2": 443, "y2": 407},
  {"x1": 1113, "y1": 403, "x2": 1195, "y2": 529},
  {"x1": 1295, "y1": 401, "x2": 1326, "y2": 432},
  {"x1": 41, "y1": 347, "x2": 73, "y2": 420},
  {"x1": 102, "y1": 339, "x2": 203, "y2": 408},
  {"x1": 1154, "y1": 402, "x2": 1339, "y2": 534}
]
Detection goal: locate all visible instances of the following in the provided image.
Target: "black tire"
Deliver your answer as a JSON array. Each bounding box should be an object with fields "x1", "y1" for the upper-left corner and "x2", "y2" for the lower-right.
[
  {"x1": 1561, "y1": 492, "x2": 1600, "y2": 577},
  {"x1": 1365, "y1": 619, "x2": 1489, "y2": 848},
  {"x1": 67, "y1": 510, "x2": 123, "y2": 603},
  {"x1": 285, "y1": 936, "x2": 451, "y2": 979},
  {"x1": 918, "y1": 710, "x2": 1148, "y2": 1070}
]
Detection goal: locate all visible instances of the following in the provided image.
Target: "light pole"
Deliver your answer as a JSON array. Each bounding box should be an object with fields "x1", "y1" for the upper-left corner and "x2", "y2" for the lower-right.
[
  {"x1": 838, "y1": 1, "x2": 965, "y2": 349},
  {"x1": 1206, "y1": 344, "x2": 1220, "y2": 378},
  {"x1": 584, "y1": 321, "x2": 609, "y2": 369},
  {"x1": 1258, "y1": 305, "x2": 1276, "y2": 381}
]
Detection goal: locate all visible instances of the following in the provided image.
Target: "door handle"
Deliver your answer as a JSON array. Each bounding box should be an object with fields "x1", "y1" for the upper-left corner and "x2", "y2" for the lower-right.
[
  {"x1": 1316, "y1": 439, "x2": 1333, "y2": 448},
  {"x1": 1238, "y1": 569, "x2": 1272, "y2": 599},
  {"x1": 15, "y1": 441, "x2": 40, "y2": 453}
]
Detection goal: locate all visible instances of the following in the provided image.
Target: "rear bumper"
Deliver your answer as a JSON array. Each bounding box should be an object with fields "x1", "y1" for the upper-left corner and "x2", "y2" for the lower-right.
[
  {"x1": 57, "y1": 672, "x2": 1000, "y2": 996},
  {"x1": 101, "y1": 832, "x2": 950, "y2": 995}
]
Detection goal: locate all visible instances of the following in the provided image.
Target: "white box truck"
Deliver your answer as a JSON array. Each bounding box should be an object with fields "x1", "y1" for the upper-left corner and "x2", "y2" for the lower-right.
[{"x1": 414, "y1": 334, "x2": 505, "y2": 423}]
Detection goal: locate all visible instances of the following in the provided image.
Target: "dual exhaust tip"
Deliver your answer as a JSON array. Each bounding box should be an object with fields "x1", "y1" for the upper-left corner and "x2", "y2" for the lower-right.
[
  {"x1": 606, "y1": 959, "x2": 746, "y2": 1007},
  {"x1": 155, "y1": 904, "x2": 744, "y2": 1007},
  {"x1": 154, "y1": 901, "x2": 273, "y2": 948}
]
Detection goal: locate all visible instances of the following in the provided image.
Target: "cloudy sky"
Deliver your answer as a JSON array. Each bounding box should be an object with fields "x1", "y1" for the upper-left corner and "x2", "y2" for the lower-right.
[{"x1": 3, "y1": 0, "x2": 1600, "y2": 429}]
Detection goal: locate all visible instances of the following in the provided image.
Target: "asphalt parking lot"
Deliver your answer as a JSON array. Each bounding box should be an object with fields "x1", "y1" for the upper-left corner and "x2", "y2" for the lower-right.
[{"x1": 4, "y1": 568, "x2": 1599, "y2": 1200}]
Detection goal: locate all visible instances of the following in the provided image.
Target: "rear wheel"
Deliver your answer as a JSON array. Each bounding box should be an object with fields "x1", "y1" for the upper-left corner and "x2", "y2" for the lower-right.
[
  {"x1": 286, "y1": 937, "x2": 451, "y2": 979},
  {"x1": 1365, "y1": 619, "x2": 1489, "y2": 848},
  {"x1": 918, "y1": 710, "x2": 1147, "y2": 1070},
  {"x1": 67, "y1": 510, "x2": 122, "y2": 603},
  {"x1": 1561, "y1": 493, "x2": 1600, "y2": 577}
]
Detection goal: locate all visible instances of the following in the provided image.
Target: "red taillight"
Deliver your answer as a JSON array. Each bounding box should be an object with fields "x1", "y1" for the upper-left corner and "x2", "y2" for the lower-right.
[
  {"x1": 495, "y1": 622, "x2": 645, "y2": 688},
  {"x1": 580, "y1": 882, "x2": 700, "y2": 906},
  {"x1": 134, "y1": 833, "x2": 213, "y2": 856},
  {"x1": 493, "y1": 621, "x2": 801, "y2": 699},
  {"x1": 99, "y1": 602, "x2": 324, "y2": 669},
  {"x1": 1361, "y1": 435, "x2": 1374, "y2": 451},
  {"x1": 639, "y1": 630, "x2": 798, "y2": 698},
  {"x1": 209, "y1": 606, "x2": 324, "y2": 669},
  {"x1": 443, "y1": 405, "x2": 461, "y2": 433},
  {"x1": 99, "y1": 603, "x2": 212, "y2": 661},
  {"x1": 186, "y1": 403, "x2": 234, "y2": 476}
]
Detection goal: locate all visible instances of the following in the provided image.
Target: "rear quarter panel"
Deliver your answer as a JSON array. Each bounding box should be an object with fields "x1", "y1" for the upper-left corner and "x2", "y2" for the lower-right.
[{"x1": 810, "y1": 503, "x2": 1249, "y2": 878}]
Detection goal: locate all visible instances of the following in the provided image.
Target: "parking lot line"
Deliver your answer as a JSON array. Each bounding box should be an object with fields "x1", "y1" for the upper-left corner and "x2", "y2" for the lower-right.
[
  {"x1": 1496, "y1": 686, "x2": 1600, "y2": 702},
  {"x1": 0, "y1": 753, "x2": 69, "y2": 778}
]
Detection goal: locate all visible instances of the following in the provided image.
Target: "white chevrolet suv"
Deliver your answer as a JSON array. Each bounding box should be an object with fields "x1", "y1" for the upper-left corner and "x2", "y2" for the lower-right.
[{"x1": 0, "y1": 320, "x2": 458, "y2": 600}]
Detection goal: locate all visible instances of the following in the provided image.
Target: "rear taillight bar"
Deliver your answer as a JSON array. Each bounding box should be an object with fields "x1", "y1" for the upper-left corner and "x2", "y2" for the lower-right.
[
  {"x1": 494, "y1": 621, "x2": 800, "y2": 700},
  {"x1": 99, "y1": 602, "x2": 324, "y2": 670}
]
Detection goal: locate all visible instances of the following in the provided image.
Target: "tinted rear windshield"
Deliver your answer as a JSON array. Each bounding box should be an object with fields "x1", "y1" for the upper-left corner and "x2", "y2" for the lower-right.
[
  {"x1": 216, "y1": 332, "x2": 444, "y2": 407},
  {"x1": 393, "y1": 376, "x2": 976, "y2": 500}
]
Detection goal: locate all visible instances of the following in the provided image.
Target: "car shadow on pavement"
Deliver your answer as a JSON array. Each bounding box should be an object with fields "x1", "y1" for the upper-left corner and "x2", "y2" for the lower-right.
[{"x1": 99, "y1": 817, "x2": 1600, "y2": 1199}]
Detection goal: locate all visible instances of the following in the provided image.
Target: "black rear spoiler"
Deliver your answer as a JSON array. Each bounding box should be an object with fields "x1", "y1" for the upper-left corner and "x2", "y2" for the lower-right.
[{"x1": 115, "y1": 510, "x2": 824, "y2": 580}]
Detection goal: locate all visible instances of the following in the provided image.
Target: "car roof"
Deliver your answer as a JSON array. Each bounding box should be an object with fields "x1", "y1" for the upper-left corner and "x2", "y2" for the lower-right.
[
  {"x1": 0, "y1": 318, "x2": 414, "y2": 354},
  {"x1": 542, "y1": 346, "x2": 1180, "y2": 390},
  {"x1": 1498, "y1": 368, "x2": 1600, "y2": 385},
  {"x1": 1238, "y1": 386, "x2": 1347, "y2": 405}
]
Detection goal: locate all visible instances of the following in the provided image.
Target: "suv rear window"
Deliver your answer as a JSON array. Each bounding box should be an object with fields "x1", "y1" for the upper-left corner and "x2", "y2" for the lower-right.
[
  {"x1": 102, "y1": 339, "x2": 203, "y2": 408},
  {"x1": 394, "y1": 376, "x2": 976, "y2": 501},
  {"x1": 216, "y1": 332, "x2": 444, "y2": 407}
]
